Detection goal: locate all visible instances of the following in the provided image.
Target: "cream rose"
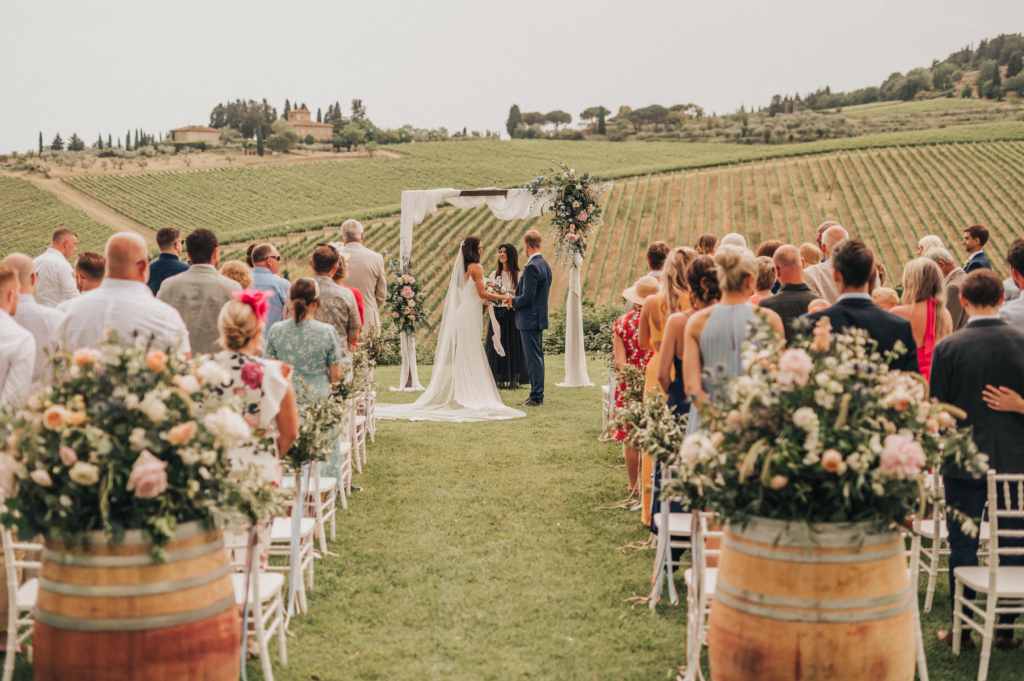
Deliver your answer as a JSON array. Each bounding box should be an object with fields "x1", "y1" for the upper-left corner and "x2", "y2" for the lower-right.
[{"x1": 69, "y1": 461, "x2": 100, "y2": 486}]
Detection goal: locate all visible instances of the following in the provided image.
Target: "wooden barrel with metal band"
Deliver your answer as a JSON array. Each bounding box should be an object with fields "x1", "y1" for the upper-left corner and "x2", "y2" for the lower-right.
[
  {"x1": 707, "y1": 516, "x2": 915, "y2": 681},
  {"x1": 33, "y1": 521, "x2": 240, "y2": 681}
]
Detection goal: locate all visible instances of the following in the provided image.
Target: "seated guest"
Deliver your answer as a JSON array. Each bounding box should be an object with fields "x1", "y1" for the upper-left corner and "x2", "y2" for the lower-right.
[
  {"x1": 158, "y1": 229, "x2": 241, "y2": 356},
  {"x1": 693, "y1": 233, "x2": 718, "y2": 256},
  {"x1": 646, "y1": 241, "x2": 670, "y2": 280},
  {"x1": 331, "y1": 250, "x2": 364, "y2": 326},
  {"x1": 2, "y1": 254, "x2": 64, "y2": 385},
  {"x1": 749, "y1": 256, "x2": 776, "y2": 304},
  {"x1": 804, "y1": 224, "x2": 849, "y2": 303},
  {"x1": 308, "y1": 245, "x2": 360, "y2": 362},
  {"x1": 871, "y1": 287, "x2": 900, "y2": 311},
  {"x1": 798, "y1": 242, "x2": 822, "y2": 268},
  {"x1": 962, "y1": 224, "x2": 992, "y2": 273},
  {"x1": 924, "y1": 247, "x2": 970, "y2": 332},
  {"x1": 59, "y1": 234, "x2": 191, "y2": 357},
  {"x1": 219, "y1": 260, "x2": 253, "y2": 290},
  {"x1": 803, "y1": 239, "x2": 918, "y2": 373},
  {"x1": 250, "y1": 243, "x2": 291, "y2": 340},
  {"x1": 759, "y1": 245, "x2": 818, "y2": 344},
  {"x1": 931, "y1": 269, "x2": 1024, "y2": 650},
  {"x1": 0, "y1": 264, "x2": 35, "y2": 406},
  {"x1": 917, "y1": 234, "x2": 944, "y2": 256},
  {"x1": 57, "y1": 251, "x2": 105, "y2": 312},
  {"x1": 998, "y1": 238, "x2": 1024, "y2": 331},
  {"x1": 890, "y1": 259, "x2": 952, "y2": 381},
  {"x1": 720, "y1": 233, "x2": 746, "y2": 249},
  {"x1": 808, "y1": 298, "x2": 830, "y2": 313},
  {"x1": 33, "y1": 228, "x2": 79, "y2": 307},
  {"x1": 147, "y1": 227, "x2": 189, "y2": 295}
]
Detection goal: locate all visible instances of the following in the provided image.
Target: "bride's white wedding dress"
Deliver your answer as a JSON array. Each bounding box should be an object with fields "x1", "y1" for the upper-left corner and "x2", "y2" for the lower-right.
[{"x1": 376, "y1": 246, "x2": 526, "y2": 423}]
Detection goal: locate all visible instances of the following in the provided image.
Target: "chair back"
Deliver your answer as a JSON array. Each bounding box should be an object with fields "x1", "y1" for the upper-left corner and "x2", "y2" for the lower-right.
[
  {"x1": 223, "y1": 528, "x2": 254, "y2": 571},
  {"x1": 987, "y1": 470, "x2": 1024, "y2": 574},
  {"x1": 695, "y1": 511, "x2": 722, "y2": 575},
  {"x1": 0, "y1": 511, "x2": 18, "y2": 611}
]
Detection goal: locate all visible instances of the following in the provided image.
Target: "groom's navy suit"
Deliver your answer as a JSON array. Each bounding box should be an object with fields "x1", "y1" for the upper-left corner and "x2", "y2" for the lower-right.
[{"x1": 512, "y1": 253, "x2": 552, "y2": 403}]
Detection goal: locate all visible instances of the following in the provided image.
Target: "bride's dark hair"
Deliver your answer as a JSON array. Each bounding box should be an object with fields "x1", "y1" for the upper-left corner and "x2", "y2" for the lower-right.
[{"x1": 462, "y1": 237, "x2": 482, "y2": 271}]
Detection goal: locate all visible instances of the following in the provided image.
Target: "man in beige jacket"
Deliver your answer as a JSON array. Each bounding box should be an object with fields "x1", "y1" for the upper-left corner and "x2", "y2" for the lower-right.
[
  {"x1": 803, "y1": 224, "x2": 849, "y2": 304},
  {"x1": 339, "y1": 220, "x2": 387, "y2": 335}
]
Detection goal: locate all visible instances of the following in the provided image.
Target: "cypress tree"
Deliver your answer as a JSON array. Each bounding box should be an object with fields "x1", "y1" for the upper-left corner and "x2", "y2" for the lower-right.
[
  {"x1": 284, "y1": 99, "x2": 291, "y2": 117},
  {"x1": 256, "y1": 125, "x2": 264, "y2": 156},
  {"x1": 597, "y1": 108, "x2": 606, "y2": 135},
  {"x1": 317, "y1": 107, "x2": 322, "y2": 122},
  {"x1": 506, "y1": 105, "x2": 522, "y2": 137},
  {"x1": 39, "y1": 132, "x2": 43, "y2": 154},
  {"x1": 108, "y1": 134, "x2": 112, "y2": 148},
  {"x1": 98, "y1": 133, "x2": 103, "y2": 149},
  {"x1": 127, "y1": 130, "x2": 131, "y2": 149}
]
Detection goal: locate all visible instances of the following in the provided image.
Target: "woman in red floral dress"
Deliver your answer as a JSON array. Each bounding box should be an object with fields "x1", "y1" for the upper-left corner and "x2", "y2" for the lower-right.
[{"x1": 612, "y1": 277, "x2": 658, "y2": 496}]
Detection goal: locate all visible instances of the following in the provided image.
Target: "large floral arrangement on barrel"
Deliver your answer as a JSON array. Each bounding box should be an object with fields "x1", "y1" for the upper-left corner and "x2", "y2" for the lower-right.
[
  {"x1": 525, "y1": 161, "x2": 610, "y2": 267},
  {"x1": 0, "y1": 335, "x2": 278, "y2": 560},
  {"x1": 386, "y1": 257, "x2": 431, "y2": 334},
  {"x1": 664, "y1": 314, "x2": 988, "y2": 529}
]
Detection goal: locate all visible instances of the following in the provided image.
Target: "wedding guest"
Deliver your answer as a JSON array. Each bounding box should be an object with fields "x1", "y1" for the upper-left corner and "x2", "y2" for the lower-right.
[
  {"x1": 962, "y1": 224, "x2": 992, "y2": 273},
  {"x1": 2, "y1": 254, "x2": 64, "y2": 385},
  {"x1": 799, "y1": 242, "x2": 822, "y2": 268},
  {"x1": 0, "y1": 263, "x2": 35, "y2": 406},
  {"x1": 219, "y1": 260, "x2": 253, "y2": 290},
  {"x1": 266, "y1": 279, "x2": 345, "y2": 479},
  {"x1": 308, "y1": 245, "x2": 360, "y2": 361},
  {"x1": 925, "y1": 247, "x2": 970, "y2": 331},
  {"x1": 815, "y1": 220, "x2": 840, "y2": 254},
  {"x1": 683, "y1": 246, "x2": 785, "y2": 434},
  {"x1": 874, "y1": 261, "x2": 889, "y2": 288},
  {"x1": 338, "y1": 219, "x2": 386, "y2": 336},
  {"x1": 33, "y1": 228, "x2": 79, "y2": 307},
  {"x1": 749, "y1": 256, "x2": 776, "y2": 304},
  {"x1": 871, "y1": 287, "x2": 900, "y2": 311},
  {"x1": 931, "y1": 268, "x2": 1024, "y2": 650},
  {"x1": 804, "y1": 224, "x2": 849, "y2": 303},
  {"x1": 755, "y1": 240, "x2": 783, "y2": 259},
  {"x1": 250, "y1": 243, "x2": 291, "y2": 340},
  {"x1": 890, "y1": 259, "x2": 952, "y2": 381},
  {"x1": 803, "y1": 239, "x2": 918, "y2": 373},
  {"x1": 245, "y1": 243, "x2": 258, "y2": 268},
  {"x1": 57, "y1": 251, "x2": 105, "y2": 312},
  {"x1": 998, "y1": 238, "x2": 1024, "y2": 331},
  {"x1": 147, "y1": 227, "x2": 189, "y2": 295},
  {"x1": 1004, "y1": 277, "x2": 1020, "y2": 304},
  {"x1": 486, "y1": 243, "x2": 528, "y2": 390},
  {"x1": 694, "y1": 233, "x2": 718, "y2": 256},
  {"x1": 758, "y1": 245, "x2": 818, "y2": 344},
  {"x1": 613, "y1": 276, "x2": 657, "y2": 496},
  {"x1": 917, "y1": 234, "x2": 944, "y2": 257},
  {"x1": 157, "y1": 229, "x2": 241, "y2": 356},
  {"x1": 720, "y1": 233, "x2": 747, "y2": 249},
  {"x1": 645, "y1": 241, "x2": 670, "y2": 280},
  {"x1": 332, "y1": 251, "x2": 364, "y2": 326},
  {"x1": 59, "y1": 233, "x2": 191, "y2": 357},
  {"x1": 808, "y1": 298, "x2": 830, "y2": 313}
]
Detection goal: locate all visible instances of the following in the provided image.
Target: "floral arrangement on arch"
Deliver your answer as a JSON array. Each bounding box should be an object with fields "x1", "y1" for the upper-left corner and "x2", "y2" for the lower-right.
[
  {"x1": 525, "y1": 161, "x2": 610, "y2": 267},
  {"x1": 386, "y1": 257, "x2": 431, "y2": 334},
  {"x1": 663, "y1": 314, "x2": 988, "y2": 530},
  {"x1": 0, "y1": 335, "x2": 279, "y2": 560}
]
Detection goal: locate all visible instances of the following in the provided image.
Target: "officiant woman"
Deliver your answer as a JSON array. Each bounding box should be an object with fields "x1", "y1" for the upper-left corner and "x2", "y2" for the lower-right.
[{"x1": 485, "y1": 243, "x2": 529, "y2": 390}]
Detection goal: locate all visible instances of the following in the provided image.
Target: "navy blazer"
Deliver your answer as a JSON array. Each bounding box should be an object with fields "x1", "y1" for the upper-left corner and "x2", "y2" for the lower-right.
[
  {"x1": 963, "y1": 251, "x2": 992, "y2": 273},
  {"x1": 802, "y1": 296, "x2": 919, "y2": 373},
  {"x1": 512, "y1": 255, "x2": 552, "y2": 331},
  {"x1": 147, "y1": 253, "x2": 190, "y2": 295}
]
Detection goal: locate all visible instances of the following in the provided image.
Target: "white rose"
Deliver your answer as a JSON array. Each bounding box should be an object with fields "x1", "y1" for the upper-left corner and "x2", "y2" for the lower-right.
[
  {"x1": 59, "y1": 495, "x2": 73, "y2": 508},
  {"x1": 123, "y1": 393, "x2": 139, "y2": 409},
  {"x1": 815, "y1": 372, "x2": 830, "y2": 387},
  {"x1": 68, "y1": 461, "x2": 100, "y2": 486},
  {"x1": 178, "y1": 448, "x2": 201, "y2": 465},
  {"x1": 200, "y1": 450, "x2": 218, "y2": 466},
  {"x1": 137, "y1": 391, "x2": 168, "y2": 422},
  {"x1": 792, "y1": 407, "x2": 818, "y2": 431},
  {"x1": 196, "y1": 361, "x2": 231, "y2": 387},
  {"x1": 173, "y1": 375, "x2": 201, "y2": 393},
  {"x1": 203, "y1": 407, "x2": 252, "y2": 449},
  {"x1": 129, "y1": 427, "x2": 148, "y2": 450}
]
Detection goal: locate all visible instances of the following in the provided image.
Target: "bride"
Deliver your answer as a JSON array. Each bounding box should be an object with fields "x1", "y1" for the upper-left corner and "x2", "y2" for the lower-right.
[{"x1": 376, "y1": 237, "x2": 527, "y2": 422}]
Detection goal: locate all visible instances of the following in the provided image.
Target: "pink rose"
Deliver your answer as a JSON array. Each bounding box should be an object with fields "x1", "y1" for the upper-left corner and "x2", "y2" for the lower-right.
[
  {"x1": 392, "y1": 311, "x2": 400, "y2": 318},
  {"x1": 577, "y1": 211, "x2": 588, "y2": 222},
  {"x1": 567, "y1": 234, "x2": 579, "y2": 242},
  {"x1": 166, "y1": 421, "x2": 198, "y2": 446},
  {"x1": 145, "y1": 351, "x2": 168, "y2": 373},
  {"x1": 30, "y1": 469, "x2": 52, "y2": 487},
  {"x1": 877, "y1": 434, "x2": 926, "y2": 480},
  {"x1": 777, "y1": 348, "x2": 813, "y2": 387},
  {"x1": 59, "y1": 445, "x2": 78, "y2": 466},
  {"x1": 126, "y1": 449, "x2": 168, "y2": 499},
  {"x1": 770, "y1": 475, "x2": 789, "y2": 490},
  {"x1": 401, "y1": 286, "x2": 415, "y2": 299},
  {"x1": 821, "y1": 449, "x2": 844, "y2": 473},
  {"x1": 240, "y1": 362, "x2": 263, "y2": 390}
]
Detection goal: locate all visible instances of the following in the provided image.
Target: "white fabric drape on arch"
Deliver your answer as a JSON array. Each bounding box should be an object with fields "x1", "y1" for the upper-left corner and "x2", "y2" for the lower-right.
[{"x1": 556, "y1": 251, "x2": 593, "y2": 387}]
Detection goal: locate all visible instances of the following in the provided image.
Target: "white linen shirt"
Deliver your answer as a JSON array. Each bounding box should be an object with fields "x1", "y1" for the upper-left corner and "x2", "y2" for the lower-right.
[
  {"x1": 33, "y1": 248, "x2": 79, "y2": 308},
  {"x1": 58, "y1": 279, "x2": 191, "y2": 354},
  {"x1": 0, "y1": 309, "x2": 36, "y2": 406},
  {"x1": 14, "y1": 295, "x2": 65, "y2": 384}
]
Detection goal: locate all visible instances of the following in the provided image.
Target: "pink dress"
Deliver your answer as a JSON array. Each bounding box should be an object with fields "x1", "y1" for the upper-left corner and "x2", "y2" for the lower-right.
[{"x1": 919, "y1": 298, "x2": 937, "y2": 381}]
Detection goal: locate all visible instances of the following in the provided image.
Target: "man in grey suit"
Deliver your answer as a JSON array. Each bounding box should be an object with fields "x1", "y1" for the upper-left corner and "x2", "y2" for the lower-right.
[
  {"x1": 157, "y1": 229, "x2": 241, "y2": 356},
  {"x1": 339, "y1": 220, "x2": 387, "y2": 336},
  {"x1": 925, "y1": 247, "x2": 970, "y2": 332}
]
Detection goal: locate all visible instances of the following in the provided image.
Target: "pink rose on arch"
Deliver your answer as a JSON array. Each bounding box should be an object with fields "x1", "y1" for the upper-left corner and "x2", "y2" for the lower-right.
[
  {"x1": 567, "y1": 234, "x2": 579, "y2": 242},
  {"x1": 126, "y1": 449, "x2": 168, "y2": 499},
  {"x1": 240, "y1": 362, "x2": 264, "y2": 390},
  {"x1": 401, "y1": 286, "x2": 415, "y2": 299},
  {"x1": 392, "y1": 311, "x2": 400, "y2": 318},
  {"x1": 577, "y1": 211, "x2": 588, "y2": 222},
  {"x1": 59, "y1": 445, "x2": 79, "y2": 466},
  {"x1": 777, "y1": 348, "x2": 813, "y2": 387},
  {"x1": 877, "y1": 434, "x2": 926, "y2": 480}
]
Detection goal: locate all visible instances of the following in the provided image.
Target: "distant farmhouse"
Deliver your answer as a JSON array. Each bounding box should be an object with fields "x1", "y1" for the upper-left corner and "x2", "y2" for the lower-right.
[
  {"x1": 170, "y1": 125, "x2": 220, "y2": 144},
  {"x1": 287, "y1": 108, "x2": 333, "y2": 141}
]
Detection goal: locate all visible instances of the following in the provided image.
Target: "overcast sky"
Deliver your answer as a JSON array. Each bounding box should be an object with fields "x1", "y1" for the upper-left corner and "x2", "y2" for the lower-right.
[{"x1": 2, "y1": 1, "x2": 1020, "y2": 152}]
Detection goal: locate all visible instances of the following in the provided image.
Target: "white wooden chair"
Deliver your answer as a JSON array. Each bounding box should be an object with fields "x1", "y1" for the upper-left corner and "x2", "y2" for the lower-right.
[
  {"x1": 0, "y1": 515, "x2": 40, "y2": 681},
  {"x1": 281, "y1": 461, "x2": 337, "y2": 554},
  {"x1": 952, "y1": 470, "x2": 1024, "y2": 681},
  {"x1": 600, "y1": 369, "x2": 615, "y2": 436},
  {"x1": 648, "y1": 468, "x2": 692, "y2": 609},
  {"x1": 357, "y1": 357, "x2": 377, "y2": 443},
  {"x1": 683, "y1": 512, "x2": 720, "y2": 658},
  {"x1": 907, "y1": 518, "x2": 930, "y2": 681},
  {"x1": 225, "y1": 530, "x2": 287, "y2": 681},
  {"x1": 268, "y1": 472, "x2": 318, "y2": 616}
]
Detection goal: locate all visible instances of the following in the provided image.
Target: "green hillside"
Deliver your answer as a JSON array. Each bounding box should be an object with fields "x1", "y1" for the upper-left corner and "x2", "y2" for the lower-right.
[{"x1": 0, "y1": 176, "x2": 115, "y2": 256}]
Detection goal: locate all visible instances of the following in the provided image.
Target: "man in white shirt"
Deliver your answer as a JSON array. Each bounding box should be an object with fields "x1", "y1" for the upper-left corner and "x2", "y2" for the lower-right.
[
  {"x1": 56, "y1": 251, "x2": 105, "y2": 312},
  {"x1": 803, "y1": 224, "x2": 849, "y2": 304},
  {"x1": 33, "y1": 228, "x2": 79, "y2": 308},
  {"x1": 0, "y1": 264, "x2": 36, "y2": 406},
  {"x1": 1, "y1": 253, "x2": 64, "y2": 385},
  {"x1": 59, "y1": 233, "x2": 192, "y2": 357}
]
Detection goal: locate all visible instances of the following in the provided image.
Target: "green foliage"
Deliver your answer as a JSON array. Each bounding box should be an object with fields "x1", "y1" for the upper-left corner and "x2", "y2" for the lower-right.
[
  {"x1": 543, "y1": 299, "x2": 624, "y2": 355},
  {"x1": 265, "y1": 133, "x2": 296, "y2": 153},
  {"x1": 506, "y1": 104, "x2": 522, "y2": 137},
  {"x1": 256, "y1": 125, "x2": 264, "y2": 156},
  {"x1": 0, "y1": 176, "x2": 113, "y2": 255},
  {"x1": 304, "y1": 134, "x2": 315, "y2": 145},
  {"x1": 1008, "y1": 51, "x2": 1024, "y2": 79},
  {"x1": 49, "y1": 133, "x2": 63, "y2": 151},
  {"x1": 67, "y1": 133, "x2": 85, "y2": 151},
  {"x1": 335, "y1": 125, "x2": 367, "y2": 150}
]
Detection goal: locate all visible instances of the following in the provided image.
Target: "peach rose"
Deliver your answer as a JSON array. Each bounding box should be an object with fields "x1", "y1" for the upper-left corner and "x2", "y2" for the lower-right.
[
  {"x1": 42, "y1": 406, "x2": 70, "y2": 431},
  {"x1": 938, "y1": 411, "x2": 955, "y2": 429},
  {"x1": 72, "y1": 348, "x2": 100, "y2": 367},
  {"x1": 67, "y1": 410, "x2": 87, "y2": 426},
  {"x1": 770, "y1": 475, "x2": 789, "y2": 490},
  {"x1": 821, "y1": 449, "x2": 844, "y2": 473},
  {"x1": 145, "y1": 351, "x2": 168, "y2": 373},
  {"x1": 126, "y1": 450, "x2": 168, "y2": 499},
  {"x1": 59, "y1": 445, "x2": 78, "y2": 466},
  {"x1": 166, "y1": 421, "x2": 198, "y2": 446}
]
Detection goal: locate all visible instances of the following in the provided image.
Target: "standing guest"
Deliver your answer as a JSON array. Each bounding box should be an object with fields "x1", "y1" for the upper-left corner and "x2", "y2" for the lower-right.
[
  {"x1": 871, "y1": 288, "x2": 900, "y2": 311},
  {"x1": 245, "y1": 243, "x2": 258, "y2": 269},
  {"x1": 218, "y1": 260, "x2": 253, "y2": 290},
  {"x1": 962, "y1": 224, "x2": 992, "y2": 273},
  {"x1": 0, "y1": 264, "x2": 36, "y2": 405},
  {"x1": 612, "y1": 276, "x2": 658, "y2": 496},
  {"x1": 308, "y1": 245, "x2": 360, "y2": 362},
  {"x1": 758, "y1": 245, "x2": 818, "y2": 344},
  {"x1": 645, "y1": 241, "x2": 670, "y2": 280},
  {"x1": 874, "y1": 261, "x2": 889, "y2": 288},
  {"x1": 890, "y1": 258, "x2": 952, "y2": 381},
  {"x1": 755, "y1": 240, "x2": 784, "y2": 259},
  {"x1": 930, "y1": 269, "x2": 1024, "y2": 650},
  {"x1": 33, "y1": 228, "x2": 79, "y2": 307},
  {"x1": 486, "y1": 243, "x2": 528, "y2": 390},
  {"x1": 808, "y1": 298, "x2": 830, "y2": 313},
  {"x1": 683, "y1": 246, "x2": 785, "y2": 434},
  {"x1": 332, "y1": 251, "x2": 364, "y2": 326},
  {"x1": 250, "y1": 243, "x2": 291, "y2": 340},
  {"x1": 749, "y1": 256, "x2": 777, "y2": 304},
  {"x1": 799, "y1": 242, "x2": 822, "y2": 268},
  {"x1": 925, "y1": 247, "x2": 970, "y2": 332},
  {"x1": 1003, "y1": 277, "x2": 1020, "y2": 304},
  {"x1": 157, "y1": 229, "x2": 241, "y2": 356},
  {"x1": 338, "y1": 219, "x2": 386, "y2": 336},
  {"x1": 997, "y1": 238, "x2": 1024, "y2": 331},
  {"x1": 59, "y1": 234, "x2": 191, "y2": 357},
  {"x1": 694, "y1": 233, "x2": 718, "y2": 256},
  {"x1": 917, "y1": 234, "x2": 944, "y2": 256},
  {"x1": 803, "y1": 239, "x2": 918, "y2": 373},
  {"x1": 147, "y1": 227, "x2": 189, "y2": 295},
  {"x1": 803, "y1": 224, "x2": 850, "y2": 303},
  {"x1": 815, "y1": 220, "x2": 840, "y2": 255},
  {"x1": 2, "y1": 254, "x2": 64, "y2": 385},
  {"x1": 57, "y1": 251, "x2": 105, "y2": 312},
  {"x1": 720, "y1": 233, "x2": 747, "y2": 249}
]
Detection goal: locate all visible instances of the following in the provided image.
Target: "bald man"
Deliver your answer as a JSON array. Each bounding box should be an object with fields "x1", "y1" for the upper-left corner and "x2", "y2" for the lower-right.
[
  {"x1": 758, "y1": 245, "x2": 819, "y2": 344},
  {"x1": 58, "y1": 233, "x2": 192, "y2": 357},
  {"x1": 803, "y1": 224, "x2": 851, "y2": 303},
  {"x1": 0, "y1": 263, "x2": 35, "y2": 405},
  {"x1": 2, "y1": 253, "x2": 65, "y2": 385}
]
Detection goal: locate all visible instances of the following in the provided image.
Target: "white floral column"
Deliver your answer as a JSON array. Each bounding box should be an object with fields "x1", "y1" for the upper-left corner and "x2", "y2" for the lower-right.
[{"x1": 558, "y1": 251, "x2": 593, "y2": 387}]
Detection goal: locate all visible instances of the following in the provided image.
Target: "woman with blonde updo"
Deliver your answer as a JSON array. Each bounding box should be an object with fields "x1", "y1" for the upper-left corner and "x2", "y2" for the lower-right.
[
  {"x1": 683, "y1": 246, "x2": 785, "y2": 434},
  {"x1": 890, "y1": 258, "x2": 952, "y2": 381},
  {"x1": 219, "y1": 260, "x2": 253, "y2": 290}
]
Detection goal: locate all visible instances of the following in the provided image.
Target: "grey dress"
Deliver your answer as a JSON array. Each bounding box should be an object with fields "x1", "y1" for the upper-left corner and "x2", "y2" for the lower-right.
[{"x1": 686, "y1": 303, "x2": 756, "y2": 435}]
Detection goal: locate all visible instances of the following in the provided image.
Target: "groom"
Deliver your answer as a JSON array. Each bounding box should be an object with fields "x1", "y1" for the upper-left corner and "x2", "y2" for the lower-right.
[{"x1": 510, "y1": 230, "x2": 552, "y2": 407}]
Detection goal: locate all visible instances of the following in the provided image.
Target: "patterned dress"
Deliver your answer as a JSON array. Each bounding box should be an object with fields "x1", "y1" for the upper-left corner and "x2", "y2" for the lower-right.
[{"x1": 612, "y1": 309, "x2": 652, "y2": 442}]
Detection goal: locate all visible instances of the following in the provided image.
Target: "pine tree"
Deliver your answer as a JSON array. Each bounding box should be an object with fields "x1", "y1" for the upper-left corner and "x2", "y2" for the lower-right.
[
  {"x1": 1008, "y1": 51, "x2": 1024, "y2": 79},
  {"x1": 39, "y1": 132, "x2": 43, "y2": 154},
  {"x1": 993, "y1": 63, "x2": 1002, "y2": 87},
  {"x1": 597, "y1": 108, "x2": 606, "y2": 135},
  {"x1": 68, "y1": 133, "x2": 85, "y2": 151},
  {"x1": 50, "y1": 133, "x2": 64, "y2": 151},
  {"x1": 506, "y1": 105, "x2": 522, "y2": 137},
  {"x1": 256, "y1": 125, "x2": 264, "y2": 157},
  {"x1": 317, "y1": 107, "x2": 322, "y2": 122}
]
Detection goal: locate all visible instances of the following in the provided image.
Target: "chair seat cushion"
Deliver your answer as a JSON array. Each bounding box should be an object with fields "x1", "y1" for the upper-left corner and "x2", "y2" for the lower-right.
[
  {"x1": 16, "y1": 578, "x2": 38, "y2": 608},
  {"x1": 270, "y1": 517, "x2": 316, "y2": 541},
  {"x1": 232, "y1": 572, "x2": 285, "y2": 605},
  {"x1": 920, "y1": 518, "x2": 989, "y2": 542},
  {"x1": 652, "y1": 512, "x2": 693, "y2": 536},
  {"x1": 683, "y1": 567, "x2": 717, "y2": 595},
  {"x1": 954, "y1": 566, "x2": 1024, "y2": 597},
  {"x1": 601, "y1": 385, "x2": 610, "y2": 395}
]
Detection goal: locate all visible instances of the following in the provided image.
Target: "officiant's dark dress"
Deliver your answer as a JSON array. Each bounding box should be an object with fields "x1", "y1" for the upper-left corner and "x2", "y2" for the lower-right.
[{"x1": 485, "y1": 270, "x2": 529, "y2": 389}]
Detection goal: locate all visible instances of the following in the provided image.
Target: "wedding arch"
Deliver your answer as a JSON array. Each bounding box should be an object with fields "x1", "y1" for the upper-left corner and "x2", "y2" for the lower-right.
[{"x1": 392, "y1": 187, "x2": 594, "y2": 392}]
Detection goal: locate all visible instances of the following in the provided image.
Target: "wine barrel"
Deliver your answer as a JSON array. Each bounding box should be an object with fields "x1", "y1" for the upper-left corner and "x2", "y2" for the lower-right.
[
  {"x1": 707, "y1": 516, "x2": 914, "y2": 681},
  {"x1": 33, "y1": 521, "x2": 240, "y2": 681}
]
